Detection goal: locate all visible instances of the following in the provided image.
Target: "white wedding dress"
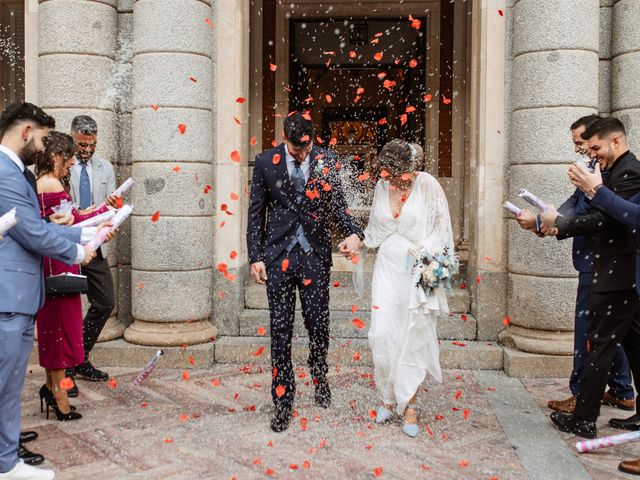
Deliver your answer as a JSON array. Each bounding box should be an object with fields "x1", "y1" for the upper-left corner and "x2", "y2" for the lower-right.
[{"x1": 364, "y1": 172, "x2": 454, "y2": 414}]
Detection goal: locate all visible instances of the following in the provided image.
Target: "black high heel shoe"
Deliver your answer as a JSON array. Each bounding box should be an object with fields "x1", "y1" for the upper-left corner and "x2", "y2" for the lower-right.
[
  {"x1": 39, "y1": 384, "x2": 80, "y2": 420},
  {"x1": 39, "y1": 384, "x2": 54, "y2": 414},
  {"x1": 49, "y1": 399, "x2": 82, "y2": 421}
]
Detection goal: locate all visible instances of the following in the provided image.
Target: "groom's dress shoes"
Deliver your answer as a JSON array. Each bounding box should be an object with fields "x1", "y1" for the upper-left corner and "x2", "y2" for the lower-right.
[
  {"x1": 270, "y1": 406, "x2": 292, "y2": 433},
  {"x1": 619, "y1": 459, "x2": 640, "y2": 475},
  {"x1": 315, "y1": 380, "x2": 331, "y2": 409},
  {"x1": 549, "y1": 412, "x2": 597, "y2": 438},
  {"x1": 609, "y1": 413, "x2": 640, "y2": 431}
]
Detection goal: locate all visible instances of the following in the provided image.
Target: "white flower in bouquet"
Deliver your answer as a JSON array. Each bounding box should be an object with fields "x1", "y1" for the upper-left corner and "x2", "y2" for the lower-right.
[{"x1": 423, "y1": 267, "x2": 437, "y2": 284}]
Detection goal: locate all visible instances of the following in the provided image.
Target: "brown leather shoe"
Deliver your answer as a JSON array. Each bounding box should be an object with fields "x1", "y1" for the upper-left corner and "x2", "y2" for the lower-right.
[
  {"x1": 619, "y1": 459, "x2": 640, "y2": 475},
  {"x1": 547, "y1": 395, "x2": 576, "y2": 413},
  {"x1": 602, "y1": 392, "x2": 635, "y2": 411}
]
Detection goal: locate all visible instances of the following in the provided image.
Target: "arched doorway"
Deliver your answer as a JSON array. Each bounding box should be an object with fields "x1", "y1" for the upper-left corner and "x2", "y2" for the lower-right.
[{"x1": 248, "y1": 0, "x2": 472, "y2": 265}]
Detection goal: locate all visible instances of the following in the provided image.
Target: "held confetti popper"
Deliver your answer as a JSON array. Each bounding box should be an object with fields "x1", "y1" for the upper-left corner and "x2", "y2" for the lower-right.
[
  {"x1": 133, "y1": 350, "x2": 164, "y2": 386},
  {"x1": 97, "y1": 177, "x2": 135, "y2": 210},
  {"x1": 0, "y1": 208, "x2": 18, "y2": 236},
  {"x1": 517, "y1": 189, "x2": 549, "y2": 212},
  {"x1": 72, "y1": 209, "x2": 116, "y2": 228},
  {"x1": 502, "y1": 201, "x2": 522, "y2": 217},
  {"x1": 86, "y1": 204, "x2": 133, "y2": 250}
]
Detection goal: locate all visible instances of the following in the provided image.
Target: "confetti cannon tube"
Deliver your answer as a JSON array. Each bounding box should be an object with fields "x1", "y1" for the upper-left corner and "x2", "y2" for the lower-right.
[
  {"x1": 517, "y1": 189, "x2": 549, "y2": 212},
  {"x1": 0, "y1": 208, "x2": 18, "y2": 236},
  {"x1": 86, "y1": 204, "x2": 133, "y2": 251},
  {"x1": 133, "y1": 350, "x2": 164, "y2": 386},
  {"x1": 72, "y1": 209, "x2": 116, "y2": 228},
  {"x1": 97, "y1": 177, "x2": 135, "y2": 209},
  {"x1": 576, "y1": 430, "x2": 640, "y2": 453},
  {"x1": 502, "y1": 201, "x2": 522, "y2": 217}
]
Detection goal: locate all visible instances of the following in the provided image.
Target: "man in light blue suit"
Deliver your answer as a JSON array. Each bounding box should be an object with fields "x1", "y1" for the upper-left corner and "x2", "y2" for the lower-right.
[{"x1": 0, "y1": 103, "x2": 103, "y2": 480}]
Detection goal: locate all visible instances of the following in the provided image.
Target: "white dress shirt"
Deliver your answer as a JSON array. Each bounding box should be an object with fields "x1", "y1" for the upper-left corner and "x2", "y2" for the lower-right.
[
  {"x1": 0, "y1": 144, "x2": 88, "y2": 264},
  {"x1": 284, "y1": 144, "x2": 311, "y2": 182}
]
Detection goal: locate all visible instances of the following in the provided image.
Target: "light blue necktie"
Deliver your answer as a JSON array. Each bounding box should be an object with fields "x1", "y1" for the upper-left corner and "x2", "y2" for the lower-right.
[
  {"x1": 287, "y1": 162, "x2": 313, "y2": 253},
  {"x1": 79, "y1": 162, "x2": 92, "y2": 209}
]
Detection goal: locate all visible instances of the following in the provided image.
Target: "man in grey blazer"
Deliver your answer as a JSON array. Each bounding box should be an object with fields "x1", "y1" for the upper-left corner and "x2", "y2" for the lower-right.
[
  {"x1": 0, "y1": 103, "x2": 101, "y2": 479},
  {"x1": 67, "y1": 115, "x2": 118, "y2": 389}
]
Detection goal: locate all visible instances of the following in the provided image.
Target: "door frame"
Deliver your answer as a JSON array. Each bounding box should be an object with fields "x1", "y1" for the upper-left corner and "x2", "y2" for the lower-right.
[{"x1": 273, "y1": 1, "x2": 442, "y2": 178}]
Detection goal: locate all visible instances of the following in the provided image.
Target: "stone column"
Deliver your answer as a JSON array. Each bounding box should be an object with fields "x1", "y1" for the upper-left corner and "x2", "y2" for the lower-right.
[
  {"x1": 211, "y1": 0, "x2": 250, "y2": 335},
  {"x1": 468, "y1": 0, "x2": 508, "y2": 341},
  {"x1": 38, "y1": 0, "x2": 122, "y2": 339},
  {"x1": 599, "y1": 0, "x2": 614, "y2": 116},
  {"x1": 500, "y1": 0, "x2": 599, "y2": 375},
  {"x1": 123, "y1": 0, "x2": 217, "y2": 346},
  {"x1": 611, "y1": 0, "x2": 640, "y2": 151}
]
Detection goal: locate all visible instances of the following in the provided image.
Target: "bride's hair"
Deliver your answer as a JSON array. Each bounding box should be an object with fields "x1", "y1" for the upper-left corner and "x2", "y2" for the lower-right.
[
  {"x1": 378, "y1": 139, "x2": 416, "y2": 177},
  {"x1": 409, "y1": 143, "x2": 424, "y2": 167}
]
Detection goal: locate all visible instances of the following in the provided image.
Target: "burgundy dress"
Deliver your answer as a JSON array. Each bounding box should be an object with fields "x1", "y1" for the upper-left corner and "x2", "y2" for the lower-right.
[{"x1": 36, "y1": 191, "x2": 108, "y2": 369}]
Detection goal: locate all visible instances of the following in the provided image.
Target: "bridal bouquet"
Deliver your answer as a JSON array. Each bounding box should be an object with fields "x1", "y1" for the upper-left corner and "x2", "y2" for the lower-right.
[{"x1": 409, "y1": 246, "x2": 459, "y2": 296}]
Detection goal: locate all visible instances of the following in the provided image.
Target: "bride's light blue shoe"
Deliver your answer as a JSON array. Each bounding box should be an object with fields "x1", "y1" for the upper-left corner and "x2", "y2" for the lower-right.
[
  {"x1": 375, "y1": 405, "x2": 393, "y2": 424},
  {"x1": 402, "y1": 422, "x2": 419, "y2": 438}
]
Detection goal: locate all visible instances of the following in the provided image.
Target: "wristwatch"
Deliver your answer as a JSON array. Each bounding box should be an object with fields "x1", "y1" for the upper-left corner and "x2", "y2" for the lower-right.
[{"x1": 585, "y1": 183, "x2": 604, "y2": 200}]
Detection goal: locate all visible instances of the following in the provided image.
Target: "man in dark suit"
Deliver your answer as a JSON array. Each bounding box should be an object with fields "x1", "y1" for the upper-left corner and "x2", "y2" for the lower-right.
[
  {"x1": 247, "y1": 113, "x2": 364, "y2": 432},
  {"x1": 569, "y1": 152, "x2": 640, "y2": 474},
  {"x1": 541, "y1": 117, "x2": 640, "y2": 439},
  {"x1": 518, "y1": 115, "x2": 634, "y2": 413}
]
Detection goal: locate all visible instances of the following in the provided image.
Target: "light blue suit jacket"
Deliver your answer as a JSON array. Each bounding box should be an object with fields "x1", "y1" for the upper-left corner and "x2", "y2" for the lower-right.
[{"x1": 0, "y1": 150, "x2": 82, "y2": 315}]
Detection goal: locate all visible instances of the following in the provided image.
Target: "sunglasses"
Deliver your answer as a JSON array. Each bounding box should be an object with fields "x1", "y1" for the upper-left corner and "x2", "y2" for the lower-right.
[{"x1": 77, "y1": 142, "x2": 97, "y2": 149}]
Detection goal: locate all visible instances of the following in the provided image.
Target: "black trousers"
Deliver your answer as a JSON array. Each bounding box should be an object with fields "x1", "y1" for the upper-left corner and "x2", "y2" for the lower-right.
[
  {"x1": 266, "y1": 245, "x2": 330, "y2": 409},
  {"x1": 80, "y1": 250, "x2": 115, "y2": 361},
  {"x1": 575, "y1": 289, "x2": 640, "y2": 421}
]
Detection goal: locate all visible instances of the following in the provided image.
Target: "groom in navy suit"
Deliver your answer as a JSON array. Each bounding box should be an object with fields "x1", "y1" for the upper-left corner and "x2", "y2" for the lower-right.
[{"x1": 247, "y1": 113, "x2": 364, "y2": 432}]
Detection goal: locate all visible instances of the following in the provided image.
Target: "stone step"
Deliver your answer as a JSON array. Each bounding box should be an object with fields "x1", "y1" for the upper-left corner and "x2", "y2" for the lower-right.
[
  {"x1": 213, "y1": 337, "x2": 503, "y2": 370},
  {"x1": 244, "y1": 283, "x2": 471, "y2": 313},
  {"x1": 30, "y1": 337, "x2": 502, "y2": 370},
  {"x1": 238, "y1": 309, "x2": 477, "y2": 340}
]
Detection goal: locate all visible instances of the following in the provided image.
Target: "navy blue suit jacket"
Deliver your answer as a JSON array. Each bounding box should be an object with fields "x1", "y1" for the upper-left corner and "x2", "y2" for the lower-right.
[
  {"x1": 247, "y1": 143, "x2": 363, "y2": 267},
  {"x1": 591, "y1": 186, "x2": 640, "y2": 295},
  {"x1": 0, "y1": 151, "x2": 82, "y2": 315},
  {"x1": 556, "y1": 151, "x2": 640, "y2": 293},
  {"x1": 557, "y1": 188, "x2": 596, "y2": 273}
]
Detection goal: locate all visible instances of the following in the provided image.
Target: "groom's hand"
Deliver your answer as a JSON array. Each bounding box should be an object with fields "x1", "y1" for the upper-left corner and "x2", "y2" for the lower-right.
[
  {"x1": 339, "y1": 233, "x2": 362, "y2": 258},
  {"x1": 251, "y1": 261, "x2": 268, "y2": 284}
]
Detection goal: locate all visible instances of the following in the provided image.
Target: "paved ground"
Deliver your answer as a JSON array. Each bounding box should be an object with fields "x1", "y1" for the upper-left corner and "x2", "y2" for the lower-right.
[{"x1": 18, "y1": 362, "x2": 640, "y2": 479}]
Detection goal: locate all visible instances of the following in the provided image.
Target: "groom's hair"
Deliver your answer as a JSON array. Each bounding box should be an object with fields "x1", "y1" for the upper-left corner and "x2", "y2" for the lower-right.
[{"x1": 283, "y1": 112, "x2": 314, "y2": 148}]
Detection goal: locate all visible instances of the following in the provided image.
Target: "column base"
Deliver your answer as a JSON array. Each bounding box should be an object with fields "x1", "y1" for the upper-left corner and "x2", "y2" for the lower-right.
[
  {"x1": 97, "y1": 316, "x2": 125, "y2": 342},
  {"x1": 498, "y1": 324, "x2": 573, "y2": 355},
  {"x1": 124, "y1": 319, "x2": 218, "y2": 347}
]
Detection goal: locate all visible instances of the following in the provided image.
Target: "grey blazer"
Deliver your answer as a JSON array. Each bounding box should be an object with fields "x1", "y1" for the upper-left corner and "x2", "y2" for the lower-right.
[{"x1": 69, "y1": 155, "x2": 116, "y2": 258}]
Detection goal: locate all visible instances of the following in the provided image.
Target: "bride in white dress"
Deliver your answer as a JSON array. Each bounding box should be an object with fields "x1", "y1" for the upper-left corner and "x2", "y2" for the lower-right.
[{"x1": 349, "y1": 139, "x2": 455, "y2": 437}]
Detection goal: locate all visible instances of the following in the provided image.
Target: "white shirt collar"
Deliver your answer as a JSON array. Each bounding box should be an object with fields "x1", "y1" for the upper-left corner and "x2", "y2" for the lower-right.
[
  {"x1": 0, "y1": 144, "x2": 25, "y2": 172},
  {"x1": 284, "y1": 143, "x2": 311, "y2": 166}
]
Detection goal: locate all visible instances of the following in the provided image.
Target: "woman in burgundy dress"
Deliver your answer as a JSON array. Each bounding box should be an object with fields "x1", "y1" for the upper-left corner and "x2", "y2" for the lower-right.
[{"x1": 35, "y1": 132, "x2": 109, "y2": 421}]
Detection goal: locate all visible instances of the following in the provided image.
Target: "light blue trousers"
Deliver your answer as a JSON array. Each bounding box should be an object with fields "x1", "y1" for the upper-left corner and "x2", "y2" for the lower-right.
[{"x1": 0, "y1": 313, "x2": 33, "y2": 473}]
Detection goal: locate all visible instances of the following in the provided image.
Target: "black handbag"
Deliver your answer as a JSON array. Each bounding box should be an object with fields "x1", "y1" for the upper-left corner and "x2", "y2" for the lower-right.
[
  {"x1": 45, "y1": 272, "x2": 88, "y2": 297},
  {"x1": 40, "y1": 193, "x2": 89, "y2": 297}
]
